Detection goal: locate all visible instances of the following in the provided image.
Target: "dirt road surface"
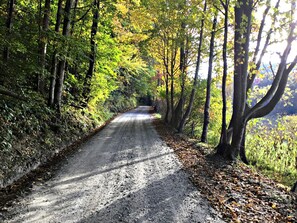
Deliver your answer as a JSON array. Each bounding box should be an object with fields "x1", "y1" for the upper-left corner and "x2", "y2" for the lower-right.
[{"x1": 4, "y1": 106, "x2": 224, "y2": 223}]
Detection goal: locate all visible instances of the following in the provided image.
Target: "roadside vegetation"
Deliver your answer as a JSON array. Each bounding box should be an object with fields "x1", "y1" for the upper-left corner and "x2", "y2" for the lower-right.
[
  {"x1": 1, "y1": 0, "x2": 297, "y2": 220},
  {"x1": 149, "y1": 0, "x2": 297, "y2": 191},
  {"x1": 0, "y1": 0, "x2": 154, "y2": 187},
  {"x1": 246, "y1": 115, "x2": 297, "y2": 186}
]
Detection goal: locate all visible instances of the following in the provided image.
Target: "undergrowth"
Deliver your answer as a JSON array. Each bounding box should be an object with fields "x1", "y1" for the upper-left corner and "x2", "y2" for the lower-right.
[
  {"x1": 246, "y1": 116, "x2": 297, "y2": 187},
  {"x1": 0, "y1": 93, "x2": 136, "y2": 188}
]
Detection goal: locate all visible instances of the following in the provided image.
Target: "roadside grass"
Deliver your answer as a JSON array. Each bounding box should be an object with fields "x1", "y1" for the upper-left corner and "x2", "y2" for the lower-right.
[{"x1": 246, "y1": 116, "x2": 297, "y2": 187}]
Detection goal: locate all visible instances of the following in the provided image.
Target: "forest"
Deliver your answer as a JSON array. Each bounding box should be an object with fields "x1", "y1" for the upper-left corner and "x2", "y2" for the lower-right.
[{"x1": 0, "y1": 0, "x2": 297, "y2": 214}]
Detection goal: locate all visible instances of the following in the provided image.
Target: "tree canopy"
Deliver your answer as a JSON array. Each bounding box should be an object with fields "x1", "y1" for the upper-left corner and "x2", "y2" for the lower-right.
[{"x1": 1, "y1": 0, "x2": 297, "y2": 187}]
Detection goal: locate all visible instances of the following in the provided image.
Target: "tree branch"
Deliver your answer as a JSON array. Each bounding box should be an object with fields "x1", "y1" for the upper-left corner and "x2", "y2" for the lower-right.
[
  {"x1": 245, "y1": 20, "x2": 297, "y2": 121},
  {"x1": 74, "y1": 7, "x2": 92, "y2": 23}
]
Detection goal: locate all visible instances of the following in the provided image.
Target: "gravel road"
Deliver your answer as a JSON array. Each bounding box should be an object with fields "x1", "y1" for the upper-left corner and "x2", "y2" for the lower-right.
[{"x1": 4, "y1": 106, "x2": 224, "y2": 223}]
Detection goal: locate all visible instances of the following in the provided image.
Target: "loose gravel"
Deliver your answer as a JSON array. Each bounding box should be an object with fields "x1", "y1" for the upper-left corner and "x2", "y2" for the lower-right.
[{"x1": 4, "y1": 106, "x2": 224, "y2": 223}]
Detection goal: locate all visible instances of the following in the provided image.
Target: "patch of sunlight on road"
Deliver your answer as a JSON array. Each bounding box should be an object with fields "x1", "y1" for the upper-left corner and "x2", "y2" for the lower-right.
[{"x1": 112, "y1": 113, "x2": 149, "y2": 123}]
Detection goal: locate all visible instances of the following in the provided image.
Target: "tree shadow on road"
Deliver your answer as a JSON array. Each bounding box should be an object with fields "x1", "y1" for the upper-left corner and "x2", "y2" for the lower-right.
[{"x1": 75, "y1": 171, "x2": 218, "y2": 223}]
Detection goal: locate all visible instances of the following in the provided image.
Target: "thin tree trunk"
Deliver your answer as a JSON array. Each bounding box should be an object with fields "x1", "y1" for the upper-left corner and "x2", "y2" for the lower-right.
[
  {"x1": 0, "y1": 87, "x2": 26, "y2": 101},
  {"x1": 170, "y1": 74, "x2": 174, "y2": 121},
  {"x1": 48, "y1": 54, "x2": 58, "y2": 106},
  {"x1": 291, "y1": 181, "x2": 297, "y2": 192},
  {"x1": 48, "y1": 0, "x2": 63, "y2": 106},
  {"x1": 37, "y1": 0, "x2": 51, "y2": 95},
  {"x1": 201, "y1": 14, "x2": 217, "y2": 143},
  {"x1": 53, "y1": 0, "x2": 74, "y2": 112},
  {"x1": 82, "y1": 0, "x2": 100, "y2": 104},
  {"x1": 163, "y1": 36, "x2": 170, "y2": 123},
  {"x1": 165, "y1": 72, "x2": 170, "y2": 123},
  {"x1": 3, "y1": 0, "x2": 14, "y2": 62},
  {"x1": 247, "y1": 0, "x2": 279, "y2": 92},
  {"x1": 220, "y1": 1, "x2": 229, "y2": 146},
  {"x1": 70, "y1": 0, "x2": 79, "y2": 35},
  {"x1": 178, "y1": 0, "x2": 207, "y2": 133},
  {"x1": 169, "y1": 39, "x2": 177, "y2": 124}
]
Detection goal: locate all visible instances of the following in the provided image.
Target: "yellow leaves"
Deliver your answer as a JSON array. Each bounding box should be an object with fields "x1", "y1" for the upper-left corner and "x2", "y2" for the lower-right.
[
  {"x1": 129, "y1": 9, "x2": 153, "y2": 32},
  {"x1": 116, "y1": 3, "x2": 129, "y2": 16},
  {"x1": 113, "y1": 3, "x2": 151, "y2": 45}
]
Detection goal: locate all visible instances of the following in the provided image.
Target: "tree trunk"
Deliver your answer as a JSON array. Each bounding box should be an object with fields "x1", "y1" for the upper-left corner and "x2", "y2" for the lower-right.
[
  {"x1": 221, "y1": 0, "x2": 297, "y2": 162},
  {"x1": 163, "y1": 36, "x2": 170, "y2": 123},
  {"x1": 0, "y1": 87, "x2": 26, "y2": 101},
  {"x1": 225, "y1": 0, "x2": 280, "y2": 147},
  {"x1": 178, "y1": 0, "x2": 207, "y2": 133},
  {"x1": 239, "y1": 125, "x2": 249, "y2": 164},
  {"x1": 191, "y1": 121, "x2": 195, "y2": 137},
  {"x1": 172, "y1": 70, "x2": 186, "y2": 129},
  {"x1": 37, "y1": 0, "x2": 51, "y2": 95},
  {"x1": 170, "y1": 74, "x2": 174, "y2": 122},
  {"x1": 172, "y1": 93, "x2": 184, "y2": 129},
  {"x1": 223, "y1": 0, "x2": 253, "y2": 160},
  {"x1": 3, "y1": 0, "x2": 14, "y2": 62},
  {"x1": 171, "y1": 22, "x2": 187, "y2": 130},
  {"x1": 48, "y1": 0, "x2": 63, "y2": 106},
  {"x1": 165, "y1": 72, "x2": 170, "y2": 123},
  {"x1": 53, "y1": 0, "x2": 74, "y2": 112},
  {"x1": 70, "y1": 0, "x2": 79, "y2": 35},
  {"x1": 201, "y1": 14, "x2": 217, "y2": 143},
  {"x1": 82, "y1": 0, "x2": 100, "y2": 104},
  {"x1": 48, "y1": 54, "x2": 58, "y2": 106},
  {"x1": 169, "y1": 38, "x2": 178, "y2": 125},
  {"x1": 219, "y1": 1, "x2": 229, "y2": 146}
]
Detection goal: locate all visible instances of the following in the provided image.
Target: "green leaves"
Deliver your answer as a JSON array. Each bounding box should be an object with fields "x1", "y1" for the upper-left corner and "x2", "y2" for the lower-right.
[{"x1": 246, "y1": 115, "x2": 297, "y2": 186}]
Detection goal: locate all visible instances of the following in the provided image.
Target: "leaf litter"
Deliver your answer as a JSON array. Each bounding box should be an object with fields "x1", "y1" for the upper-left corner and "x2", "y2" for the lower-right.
[{"x1": 153, "y1": 118, "x2": 297, "y2": 223}]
